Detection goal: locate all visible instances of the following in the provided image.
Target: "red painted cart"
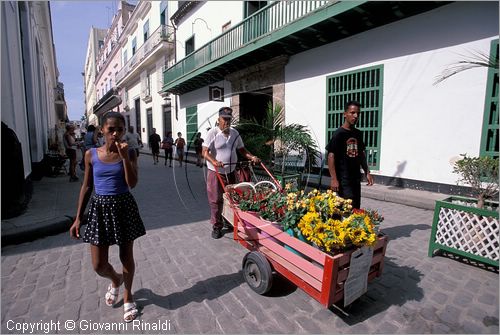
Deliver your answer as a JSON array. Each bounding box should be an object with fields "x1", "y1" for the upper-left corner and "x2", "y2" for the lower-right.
[{"x1": 217, "y1": 163, "x2": 389, "y2": 307}]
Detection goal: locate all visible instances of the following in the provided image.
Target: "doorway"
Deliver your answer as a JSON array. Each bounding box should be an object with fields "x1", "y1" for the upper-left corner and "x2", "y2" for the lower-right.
[
  {"x1": 162, "y1": 103, "x2": 172, "y2": 136},
  {"x1": 134, "y1": 98, "x2": 141, "y2": 134},
  {"x1": 146, "y1": 108, "x2": 153, "y2": 138},
  {"x1": 239, "y1": 87, "x2": 272, "y2": 124}
]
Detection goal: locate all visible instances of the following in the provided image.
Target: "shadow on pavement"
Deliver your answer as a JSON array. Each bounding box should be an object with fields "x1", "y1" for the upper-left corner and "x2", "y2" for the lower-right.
[
  {"x1": 265, "y1": 272, "x2": 298, "y2": 297},
  {"x1": 381, "y1": 224, "x2": 430, "y2": 241},
  {"x1": 328, "y1": 257, "x2": 424, "y2": 325},
  {"x1": 1, "y1": 160, "x2": 212, "y2": 254},
  {"x1": 434, "y1": 250, "x2": 499, "y2": 274},
  {"x1": 134, "y1": 271, "x2": 244, "y2": 310}
]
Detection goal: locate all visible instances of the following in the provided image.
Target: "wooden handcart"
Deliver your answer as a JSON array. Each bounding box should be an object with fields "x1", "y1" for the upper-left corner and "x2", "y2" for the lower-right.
[{"x1": 217, "y1": 162, "x2": 389, "y2": 307}]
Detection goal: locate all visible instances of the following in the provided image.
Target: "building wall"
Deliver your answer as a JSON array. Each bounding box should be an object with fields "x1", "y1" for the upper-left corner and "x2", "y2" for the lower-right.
[
  {"x1": 173, "y1": 1, "x2": 244, "y2": 139},
  {"x1": 1, "y1": 2, "x2": 31, "y2": 178},
  {"x1": 285, "y1": 1, "x2": 498, "y2": 185},
  {"x1": 95, "y1": 1, "x2": 135, "y2": 111},
  {"x1": 127, "y1": 79, "x2": 142, "y2": 134},
  {"x1": 84, "y1": 27, "x2": 106, "y2": 124},
  {"x1": 178, "y1": 80, "x2": 232, "y2": 140},
  {"x1": 175, "y1": 1, "x2": 243, "y2": 60},
  {"x1": 118, "y1": 1, "x2": 174, "y2": 143},
  {"x1": 1, "y1": 1, "x2": 60, "y2": 176},
  {"x1": 21, "y1": 1, "x2": 59, "y2": 164}
]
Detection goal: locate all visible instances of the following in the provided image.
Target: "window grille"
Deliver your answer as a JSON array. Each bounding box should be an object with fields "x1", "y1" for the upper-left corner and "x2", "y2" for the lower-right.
[
  {"x1": 186, "y1": 106, "x2": 198, "y2": 148},
  {"x1": 480, "y1": 39, "x2": 499, "y2": 159},
  {"x1": 326, "y1": 65, "x2": 384, "y2": 169}
]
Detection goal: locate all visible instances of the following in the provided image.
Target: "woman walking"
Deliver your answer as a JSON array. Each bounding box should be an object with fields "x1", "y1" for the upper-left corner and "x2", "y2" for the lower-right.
[
  {"x1": 174, "y1": 132, "x2": 186, "y2": 167},
  {"x1": 64, "y1": 124, "x2": 80, "y2": 182},
  {"x1": 161, "y1": 131, "x2": 174, "y2": 167},
  {"x1": 69, "y1": 112, "x2": 146, "y2": 323}
]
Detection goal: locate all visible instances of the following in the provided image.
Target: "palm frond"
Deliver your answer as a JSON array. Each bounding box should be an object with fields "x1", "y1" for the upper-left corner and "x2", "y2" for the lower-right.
[{"x1": 433, "y1": 49, "x2": 498, "y2": 85}]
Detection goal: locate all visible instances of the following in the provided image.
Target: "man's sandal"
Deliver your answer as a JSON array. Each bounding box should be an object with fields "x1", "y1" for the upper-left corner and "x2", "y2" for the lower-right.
[
  {"x1": 105, "y1": 284, "x2": 120, "y2": 306},
  {"x1": 123, "y1": 302, "x2": 139, "y2": 323}
]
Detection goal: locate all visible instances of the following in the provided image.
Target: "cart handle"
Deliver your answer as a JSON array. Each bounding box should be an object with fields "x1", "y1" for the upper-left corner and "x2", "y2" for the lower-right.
[
  {"x1": 214, "y1": 161, "x2": 282, "y2": 192},
  {"x1": 257, "y1": 162, "x2": 282, "y2": 191}
]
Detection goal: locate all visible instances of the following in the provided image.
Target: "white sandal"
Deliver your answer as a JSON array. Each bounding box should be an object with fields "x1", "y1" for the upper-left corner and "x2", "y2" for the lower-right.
[
  {"x1": 123, "y1": 302, "x2": 138, "y2": 323},
  {"x1": 105, "y1": 284, "x2": 120, "y2": 306}
]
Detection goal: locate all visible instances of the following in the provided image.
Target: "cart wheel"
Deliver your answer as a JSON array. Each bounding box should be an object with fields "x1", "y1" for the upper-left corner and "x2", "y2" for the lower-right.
[{"x1": 242, "y1": 251, "x2": 273, "y2": 295}]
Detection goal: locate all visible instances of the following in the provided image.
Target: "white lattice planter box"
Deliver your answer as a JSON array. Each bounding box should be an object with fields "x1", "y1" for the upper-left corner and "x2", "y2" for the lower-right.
[{"x1": 428, "y1": 196, "x2": 499, "y2": 267}]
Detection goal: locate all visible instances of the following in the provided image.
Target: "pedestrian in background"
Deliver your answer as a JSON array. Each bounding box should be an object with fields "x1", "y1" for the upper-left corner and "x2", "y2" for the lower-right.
[
  {"x1": 96, "y1": 126, "x2": 105, "y2": 147},
  {"x1": 80, "y1": 125, "x2": 98, "y2": 170},
  {"x1": 203, "y1": 106, "x2": 260, "y2": 239},
  {"x1": 174, "y1": 132, "x2": 186, "y2": 167},
  {"x1": 161, "y1": 131, "x2": 174, "y2": 167},
  {"x1": 84, "y1": 125, "x2": 98, "y2": 150},
  {"x1": 149, "y1": 128, "x2": 161, "y2": 164},
  {"x1": 124, "y1": 126, "x2": 142, "y2": 158},
  {"x1": 194, "y1": 132, "x2": 204, "y2": 167},
  {"x1": 326, "y1": 100, "x2": 373, "y2": 209},
  {"x1": 69, "y1": 112, "x2": 145, "y2": 323},
  {"x1": 63, "y1": 124, "x2": 80, "y2": 182}
]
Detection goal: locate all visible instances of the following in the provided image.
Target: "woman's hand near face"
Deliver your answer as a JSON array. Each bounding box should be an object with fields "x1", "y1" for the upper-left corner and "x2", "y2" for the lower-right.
[{"x1": 115, "y1": 141, "x2": 130, "y2": 160}]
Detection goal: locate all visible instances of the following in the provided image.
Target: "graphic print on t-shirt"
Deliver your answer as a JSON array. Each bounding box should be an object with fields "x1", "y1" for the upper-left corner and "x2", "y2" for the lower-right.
[{"x1": 346, "y1": 137, "x2": 358, "y2": 158}]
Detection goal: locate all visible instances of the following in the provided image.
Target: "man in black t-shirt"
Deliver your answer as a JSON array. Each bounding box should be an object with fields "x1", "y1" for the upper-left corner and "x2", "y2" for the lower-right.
[
  {"x1": 149, "y1": 128, "x2": 161, "y2": 164},
  {"x1": 326, "y1": 101, "x2": 373, "y2": 208}
]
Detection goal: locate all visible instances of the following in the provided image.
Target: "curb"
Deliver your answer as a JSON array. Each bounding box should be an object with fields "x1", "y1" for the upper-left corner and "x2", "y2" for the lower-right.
[
  {"x1": 305, "y1": 174, "x2": 445, "y2": 211},
  {"x1": 361, "y1": 187, "x2": 441, "y2": 211},
  {"x1": 1, "y1": 215, "x2": 73, "y2": 247}
]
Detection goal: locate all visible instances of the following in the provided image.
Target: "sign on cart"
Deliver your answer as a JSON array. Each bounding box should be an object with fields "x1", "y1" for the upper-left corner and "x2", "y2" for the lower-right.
[{"x1": 344, "y1": 246, "x2": 374, "y2": 306}]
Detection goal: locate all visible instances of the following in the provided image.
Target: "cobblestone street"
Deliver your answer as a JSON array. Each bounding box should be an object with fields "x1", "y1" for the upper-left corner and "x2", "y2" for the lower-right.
[{"x1": 1, "y1": 157, "x2": 499, "y2": 334}]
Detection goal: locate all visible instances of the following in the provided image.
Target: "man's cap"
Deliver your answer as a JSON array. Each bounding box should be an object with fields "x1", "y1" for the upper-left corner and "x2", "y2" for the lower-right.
[{"x1": 218, "y1": 107, "x2": 233, "y2": 118}]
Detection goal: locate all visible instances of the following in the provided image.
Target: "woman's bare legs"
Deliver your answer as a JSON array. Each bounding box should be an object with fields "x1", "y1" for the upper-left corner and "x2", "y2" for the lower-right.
[
  {"x1": 90, "y1": 244, "x2": 123, "y2": 287},
  {"x1": 119, "y1": 241, "x2": 135, "y2": 303}
]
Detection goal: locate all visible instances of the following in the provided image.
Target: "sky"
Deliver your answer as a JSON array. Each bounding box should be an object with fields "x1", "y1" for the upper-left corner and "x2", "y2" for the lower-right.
[{"x1": 51, "y1": 1, "x2": 121, "y2": 121}]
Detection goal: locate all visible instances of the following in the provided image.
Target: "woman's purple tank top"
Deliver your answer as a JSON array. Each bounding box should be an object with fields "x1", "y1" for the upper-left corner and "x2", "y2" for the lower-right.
[{"x1": 91, "y1": 148, "x2": 129, "y2": 195}]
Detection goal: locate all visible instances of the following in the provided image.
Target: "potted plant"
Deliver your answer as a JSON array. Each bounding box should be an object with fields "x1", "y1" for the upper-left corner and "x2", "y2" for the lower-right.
[
  {"x1": 428, "y1": 154, "x2": 499, "y2": 267},
  {"x1": 236, "y1": 102, "x2": 321, "y2": 188},
  {"x1": 429, "y1": 45, "x2": 499, "y2": 267},
  {"x1": 453, "y1": 154, "x2": 499, "y2": 209}
]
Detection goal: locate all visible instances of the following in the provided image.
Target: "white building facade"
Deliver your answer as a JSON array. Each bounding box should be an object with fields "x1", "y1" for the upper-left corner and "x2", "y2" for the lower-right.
[
  {"x1": 114, "y1": 0, "x2": 175, "y2": 144},
  {"x1": 162, "y1": 1, "x2": 498, "y2": 193},
  {"x1": 1, "y1": 1, "x2": 65, "y2": 217},
  {"x1": 92, "y1": 1, "x2": 136, "y2": 123},
  {"x1": 83, "y1": 27, "x2": 106, "y2": 125}
]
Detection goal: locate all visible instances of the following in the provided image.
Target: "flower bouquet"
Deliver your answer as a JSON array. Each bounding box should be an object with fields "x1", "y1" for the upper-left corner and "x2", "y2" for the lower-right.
[{"x1": 228, "y1": 183, "x2": 384, "y2": 255}]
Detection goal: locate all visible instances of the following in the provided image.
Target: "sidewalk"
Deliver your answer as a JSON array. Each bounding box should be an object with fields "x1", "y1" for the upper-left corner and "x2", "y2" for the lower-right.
[
  {"x1": 1, "y1": 154, "x2": 449, "y2": 247},
  {"x1": 1, "y1": 174, "x2": 81, "y2": 247}
]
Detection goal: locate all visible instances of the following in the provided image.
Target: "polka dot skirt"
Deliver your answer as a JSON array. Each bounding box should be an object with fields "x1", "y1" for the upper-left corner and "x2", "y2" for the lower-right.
[{"x1": 83, "y1": 192, "x2": 146, "y2": 246}]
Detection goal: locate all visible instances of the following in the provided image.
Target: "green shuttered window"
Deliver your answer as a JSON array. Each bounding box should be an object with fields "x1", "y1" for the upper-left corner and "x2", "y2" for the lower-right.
[
  {"x1": 480, "y1": 39, "x2": 499, "y2": 159},
  {"x1": 326, "y1": 65, "x2": 384, "y2": 169},
  {"x1": 186, "y1": 106, "x2": 198, "y2": 148}
]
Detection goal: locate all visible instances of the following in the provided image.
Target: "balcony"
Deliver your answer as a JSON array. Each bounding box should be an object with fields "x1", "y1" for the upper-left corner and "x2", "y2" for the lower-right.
[
  {"x1": 93, "y1": 87, "x2": 121, "y2": 117},
  {"x1": 141, "y1": 86, "x2": 152, "y2": 103},
  {"x1": 116, "y1": 25, "x2": 174, "y2": 86},
  {"x1": 162, "y1": 0, "x2": 449, "y2": 95}
]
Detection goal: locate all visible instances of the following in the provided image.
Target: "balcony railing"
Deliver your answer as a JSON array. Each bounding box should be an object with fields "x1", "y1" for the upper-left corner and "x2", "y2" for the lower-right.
[
  {"x1": 116, "y1": 25, "x2": 174, "y2": 84},
  {"x1": 157, "y1": 65, "x2": 170, "y2": 98},
  {"x1": 164, "y1": 1, "x2": 330, "y2": 86}
]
